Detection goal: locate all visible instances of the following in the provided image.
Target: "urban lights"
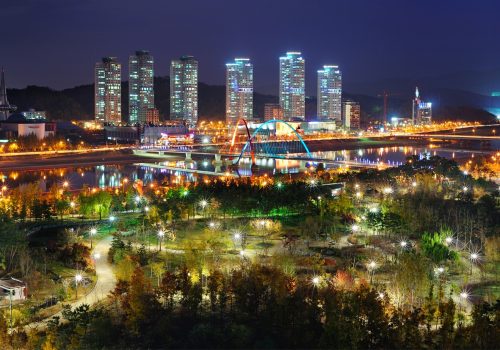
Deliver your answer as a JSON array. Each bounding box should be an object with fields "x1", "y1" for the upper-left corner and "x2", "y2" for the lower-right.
[{"x1": 312, "y1": 276, "x2": 321, "y2": 286}]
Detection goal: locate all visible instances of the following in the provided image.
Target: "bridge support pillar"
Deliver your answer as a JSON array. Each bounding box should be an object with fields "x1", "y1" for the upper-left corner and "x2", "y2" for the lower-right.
[
  {"x1": 213, "y1": 153, "x2": 223, "y2": 166},
  {"x1": 299, "y1": 160, "x2": 307, "y2": 171}
]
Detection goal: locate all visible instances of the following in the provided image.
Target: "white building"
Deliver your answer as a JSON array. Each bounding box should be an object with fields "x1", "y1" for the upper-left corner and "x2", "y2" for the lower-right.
[{"x1": 0, "y1": 278, "x2": 27, "y2": 302}]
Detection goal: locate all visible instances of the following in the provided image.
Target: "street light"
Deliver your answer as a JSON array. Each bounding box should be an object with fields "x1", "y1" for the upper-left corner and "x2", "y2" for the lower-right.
[
  {"x1": 312, "y1": 276, "x2": 321, "y2": 286},
  {"x1": 75, "y1": 274, "x2": 83, "y2": 300},
  {"x1": 462, "y1": 186, "x2": 468, "y2": 192},
  {"x1": 367, "y1": 260, "x2": 378, "y2": 284},
  {"x1": 445, "y1": 236, "x2": 453, "y2": 245},
  {"x1": 89, "y1": 228, "x2": 97, "y2": 249},
  {"x1": 435, "y1": 266, "x2": 445, "y2": 277},
  {"x1": 400, "y1": 240, "x2": 408, "y2": 248},
  {"x1": 469, "y1": 251, "x2": 480, "y2": 274},
  {"x1": 383, "y1": 187, "x2": 393, "y2": 194},
  {"x1": 351, "y1": 224, "x2": 359, "y2": 233},
  {"x1": 157, "y1": 230, "x2": 165, "y2": 251},
  {"x1": 109, "y1": 215, "x2": 116, "y2": 222}
]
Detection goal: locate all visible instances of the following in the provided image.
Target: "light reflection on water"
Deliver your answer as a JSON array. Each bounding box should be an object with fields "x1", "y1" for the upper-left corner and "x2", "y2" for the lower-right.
[{"x1": 1, "y1": 146, "x2": 482, "y2": 190}]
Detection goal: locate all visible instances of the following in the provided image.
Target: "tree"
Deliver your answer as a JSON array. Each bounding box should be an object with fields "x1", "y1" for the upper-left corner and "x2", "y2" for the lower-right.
[{"x1": 421, "y1": 230, "x2": 458, "y2": 264}]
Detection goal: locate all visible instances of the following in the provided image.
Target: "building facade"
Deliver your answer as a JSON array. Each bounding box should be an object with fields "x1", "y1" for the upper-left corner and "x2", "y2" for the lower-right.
[
  {"x1": 129, "y1": 50, "x2": 154, "y2": 124},
  {"x1": 145, "y1": 108, "x2": 160, "y2": 124},
  {"x1": 317, "y1": 65, "x2": 342, "y2": 121},
  {"x1": 416, "y1": 102, "x2": 432, "y2": 125},
  {"x1": 264, "y1": 103, "x2": 284, "y2": 121},
  {"x1": 279, "y1": 52, "x2": 305, "y2": 120},
  {"x1": 170, "y1": 56, "x2": 198, "y2": 127},
  {"x1": 226, "y1": 58, "x2": 253, "y2": 126},
  {"x1": 411, "y1": 87, "x2": 432, "y2": 125},
  {"x1": 95, "y1": 57, "x2": 121, "y2": 124},
  {"x1": 21, "y1": 109, "x2": 47, "y2": 120},
  {"x1": 342, "y1": 100, "x2": 361, "y2": 129}
]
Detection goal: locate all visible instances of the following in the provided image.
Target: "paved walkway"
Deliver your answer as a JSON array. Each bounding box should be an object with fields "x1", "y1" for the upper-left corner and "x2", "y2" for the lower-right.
[{"x1": 25, "y1": 236, "x2": 115, "y2": 331}]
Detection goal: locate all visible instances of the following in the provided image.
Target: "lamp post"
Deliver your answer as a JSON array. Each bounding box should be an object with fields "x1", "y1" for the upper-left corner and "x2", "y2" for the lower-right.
[
  {"x1": 158, "y1": 230, "x2": 165, "y2": 252},
  {"x1": 469, "y1": 252, "x2": 479, "y2": 275},
  {"x1": 199, "y1": 200, "x2": 207, "y2": 218},
  {"x1": 367, "y1": 260, "x2": 377, "y2": 284},
  {"x1": 75, "y1": 274, "x2": 83, "y2": 300},
  {"x1": 89, "y1": 228, "x2": 97, "y2": 249}
]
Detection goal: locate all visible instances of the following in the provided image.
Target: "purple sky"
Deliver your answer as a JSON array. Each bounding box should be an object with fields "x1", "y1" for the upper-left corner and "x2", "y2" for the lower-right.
[{"x1": 3, "y1": 0, "x2": 500, "y2": 95}]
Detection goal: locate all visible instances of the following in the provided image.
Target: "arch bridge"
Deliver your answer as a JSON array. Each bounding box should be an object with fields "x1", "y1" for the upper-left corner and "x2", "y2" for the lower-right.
[{"x1": 221, "y1": 119, "x2": 313, "y2": 165}]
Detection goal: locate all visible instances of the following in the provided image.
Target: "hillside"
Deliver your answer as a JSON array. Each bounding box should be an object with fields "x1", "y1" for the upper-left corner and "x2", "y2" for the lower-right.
[{"x1": 7, "y1": 77, "x2": 498, "y2": 124}]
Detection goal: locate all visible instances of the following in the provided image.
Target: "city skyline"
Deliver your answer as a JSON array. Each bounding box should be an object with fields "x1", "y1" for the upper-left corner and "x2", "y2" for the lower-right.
[{"x1": 3, "y1": 1, "x2": 500, "y2": 96}]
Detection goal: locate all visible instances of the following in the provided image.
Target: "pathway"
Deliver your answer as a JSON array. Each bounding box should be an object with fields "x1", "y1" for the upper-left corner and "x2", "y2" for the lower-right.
[{"x1": 25, "y1": 236, "x2": 115, "y2": 331}]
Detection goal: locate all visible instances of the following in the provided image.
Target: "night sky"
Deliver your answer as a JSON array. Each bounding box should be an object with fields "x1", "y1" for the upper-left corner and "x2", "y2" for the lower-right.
[{"x1": 3, "y1": 0, "x2": 500, "y2": 95}]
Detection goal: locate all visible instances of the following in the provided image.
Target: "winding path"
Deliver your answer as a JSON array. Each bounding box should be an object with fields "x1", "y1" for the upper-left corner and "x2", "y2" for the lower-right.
[{"x1": 26, "y1": 236, "x2": 115, "y2": 331}]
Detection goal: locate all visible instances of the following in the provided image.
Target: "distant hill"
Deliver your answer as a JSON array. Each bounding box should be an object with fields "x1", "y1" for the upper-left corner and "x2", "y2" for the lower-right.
[{"x1": 7, "y1": 76, "x2": 498, "y2": 124}]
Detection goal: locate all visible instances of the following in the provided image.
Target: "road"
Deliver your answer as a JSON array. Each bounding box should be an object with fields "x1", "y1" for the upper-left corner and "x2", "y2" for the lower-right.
[
  {"x1": 25, "y1": 236, "x2": 115, "y2": 331},
  {"x1": 0, "y1": 151, "x2": 161, "y2": 171}
]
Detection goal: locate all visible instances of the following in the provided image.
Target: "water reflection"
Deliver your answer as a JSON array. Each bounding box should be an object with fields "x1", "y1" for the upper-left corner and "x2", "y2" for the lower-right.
[{"x1": 1, "y1": 146, "x2": 482, "y2": 190}]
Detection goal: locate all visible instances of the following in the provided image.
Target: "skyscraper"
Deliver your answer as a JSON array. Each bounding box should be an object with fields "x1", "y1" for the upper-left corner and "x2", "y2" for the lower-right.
[
  {"x1": 279, "y1": 52, "x2": 305, "y2": 120},
  {"x1": 412, "y1": 87, "x2": 432, "y2": 125},
  {"x1": 95, "y1": 57, "x2": 121, "y2": 124},
  {"x1": 0, "y1": 68, "x2": 17, "y2": 121},
  {"x1": 317, "y1": 65, "x2": 342, "y2": 121},
  {"x1": 129, "y1": 50, "x2": 154, "y2": 124},
  {"x1": 342, "y1": 100, "x2": 360, "y2": 129},
  {"x1": 226, "y1": 58, "x2": 253, "y2": 126},
  {"x1": 170, "y1": 56, "x2": 198, "y2": 127}
]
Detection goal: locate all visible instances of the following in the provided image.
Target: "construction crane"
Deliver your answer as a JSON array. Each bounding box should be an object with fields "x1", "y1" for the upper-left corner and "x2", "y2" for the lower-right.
[{"x1": 377, "y1": 90, "x2": 403, "y2": 122}]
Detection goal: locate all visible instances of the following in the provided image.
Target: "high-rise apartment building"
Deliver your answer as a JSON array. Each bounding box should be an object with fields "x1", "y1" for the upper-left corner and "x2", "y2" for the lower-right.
[
  {"x1": 412, "y1": 87, "x2": 432, "y2": 125},
  {"x1": 342, "y1": 100, "x2": 360, "y2": 129},
  {"x1": 226, "y1": 58, "x2": 253, "y2": 126},
  {"x1": 129, "y1": 50, "x2": 154, "y2": 124},
  {"x1": 279, "y1": 52, "x2": 305, "y2": 120},
  {"x1": 170, "y1": 56, "x2": 198, "y2": 127},
  {"x1": 95, "y1": 57, "x2": 121, "y2": 123},
  {"x1": 264, "y1": 103, "x2": 283, "y2": 121},
  {"x1": 317, "y1": 65, "x2": 342, "y2": 121}
]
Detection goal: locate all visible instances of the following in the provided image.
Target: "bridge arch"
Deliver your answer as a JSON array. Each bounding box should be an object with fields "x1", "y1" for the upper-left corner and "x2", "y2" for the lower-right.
[
  {"x1": 233, "y1": 119, "x2": 312, "y2": 165},
  {"x1": 228, "y1": 118, "x2": 255, "y2": 165}
]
